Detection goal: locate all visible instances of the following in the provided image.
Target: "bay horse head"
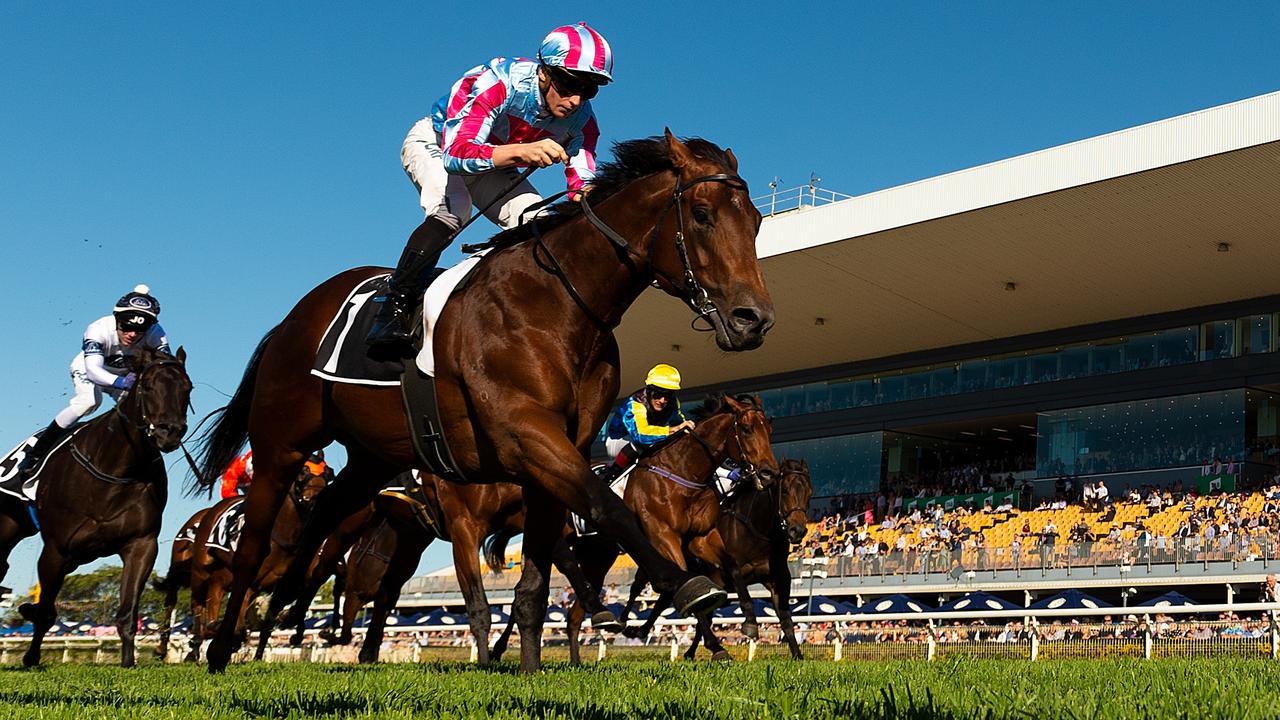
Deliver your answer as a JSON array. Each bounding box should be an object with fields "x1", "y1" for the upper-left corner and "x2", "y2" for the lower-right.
[
  {"x1": 123, "y1": 347, "x2": 192, "y2": 453},
  {"x1": 775, "y1": 458, "x2": 813, "y2": 545},
  {"x1": 647, "y1": 130, "x2": 774, "y2": 351},
  {"x1": 693, "y1": 393, "x2": 780, "y2": 487}
]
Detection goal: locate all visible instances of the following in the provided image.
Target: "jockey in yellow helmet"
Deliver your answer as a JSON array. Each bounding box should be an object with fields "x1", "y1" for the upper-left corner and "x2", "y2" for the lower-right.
[{"x1": 600, "y1": 364, "x2": 695, "y2": 480}]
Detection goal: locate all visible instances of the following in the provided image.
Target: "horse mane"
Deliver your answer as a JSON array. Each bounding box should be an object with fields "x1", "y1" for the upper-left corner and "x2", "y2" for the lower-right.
[
  {"x1": 485, "y1": 135, "x2": 735, "y2": 249},
  {"x1": 688, "y1": 392, "x2": 758, "y2": 422}
]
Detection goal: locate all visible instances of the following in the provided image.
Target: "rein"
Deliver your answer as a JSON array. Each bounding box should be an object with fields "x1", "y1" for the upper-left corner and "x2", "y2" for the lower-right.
[
  {"x1": 65, "y1": 357, "x2": 187, "y2": 486},
  {"x1": 579, "y1": 172, "x2": 748, "y2": 328}
]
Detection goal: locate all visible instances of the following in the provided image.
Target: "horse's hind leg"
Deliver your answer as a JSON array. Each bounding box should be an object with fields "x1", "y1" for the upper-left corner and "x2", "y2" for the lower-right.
[
  {"x1": 116, "y1": 537, "x2": 159, "y2": 668},
  {"x1": 696, "y1": 614, "x2": 732, "y2": 662},
  {"x1": 20, "y1": 544, "x2": 74, "y2": 667}
]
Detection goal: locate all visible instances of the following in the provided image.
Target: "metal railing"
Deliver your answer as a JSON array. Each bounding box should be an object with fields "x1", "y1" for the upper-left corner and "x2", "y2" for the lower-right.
[
  {"x1": 800, "y1": 533, "x2": 1280, "y2": 581},
  {"x1": 752, "y1": 184, "x2": 854, "y2": 217}
]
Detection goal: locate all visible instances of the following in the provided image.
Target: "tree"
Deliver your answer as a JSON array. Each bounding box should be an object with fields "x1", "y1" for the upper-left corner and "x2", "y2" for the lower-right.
[{"x1": 0, "y1": 565, "x2": 185, "y2": 627}]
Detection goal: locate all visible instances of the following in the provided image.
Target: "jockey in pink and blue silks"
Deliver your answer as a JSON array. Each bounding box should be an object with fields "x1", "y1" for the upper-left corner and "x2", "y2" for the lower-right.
[{"x1": 367, "y1": 22, "x2": 613, "y2": 354}]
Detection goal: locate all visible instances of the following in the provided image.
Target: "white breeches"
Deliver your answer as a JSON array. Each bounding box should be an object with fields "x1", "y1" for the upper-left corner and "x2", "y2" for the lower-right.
[
  {"x1": 402, "y1": 118, "x2": 543, "y2": 230},
  {"x1": 57, "y1": 357, "x2": 120, "y2": 428}
]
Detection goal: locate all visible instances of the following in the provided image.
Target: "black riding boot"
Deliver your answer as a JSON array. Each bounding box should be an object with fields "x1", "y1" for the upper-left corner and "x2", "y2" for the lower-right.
[
  {"x1": 15, "y1": 421, "x2": 70, "y2": 482},
  {"x1": 366, "y1": 217, "x2": 456, "y2": 357}
]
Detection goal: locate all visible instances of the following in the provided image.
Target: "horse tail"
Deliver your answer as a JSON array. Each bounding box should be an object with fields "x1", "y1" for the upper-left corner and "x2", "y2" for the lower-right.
[
  {"x1": 482, "y1": 528, "x2": 518, "y2": 575},
  {"x1": 189, "y1": 325, "x2": 277, "y2": 496}
]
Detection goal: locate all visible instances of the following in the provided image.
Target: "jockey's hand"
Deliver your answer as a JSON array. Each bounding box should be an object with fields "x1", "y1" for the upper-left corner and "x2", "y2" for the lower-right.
[
  {"x1": 674, "y1": 420, "x2": 696, "y2": 433},
  {"x1": 517, "y1": 139, "x2": 569, "y2": 168},
  {"x1": 570, "y1": 185, "x2": 594, "y2": 203},
  {"x1": 112, "y1": 373, "x2": 137, "y2": 391}
]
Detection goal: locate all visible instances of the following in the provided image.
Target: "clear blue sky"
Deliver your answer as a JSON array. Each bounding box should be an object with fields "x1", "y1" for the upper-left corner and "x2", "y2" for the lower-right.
[{"x1": 1, "y1": 2, "x2": 1277, "y2": 592}]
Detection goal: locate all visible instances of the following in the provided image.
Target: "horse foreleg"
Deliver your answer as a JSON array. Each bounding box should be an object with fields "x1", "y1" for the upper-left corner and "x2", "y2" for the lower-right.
[
  {"x1": 359, "y1": 527, "x2": 428, "y2": 664},
  {"x1": 621, "y1": 569, "x2": 651, "y2": 639},
  {"x1": 291, "y1": 508, "x2": 372, "y2": 646},
  {"x1": 552, "y1": 534, "x2": 619, "y2": 633},
  {"x1": 728, "y1": 567, "x2": 759, "y2": 641},
  {"x1": 451, "y1": 526, "x2": 499, "y2": 666},
  {"x1": 115, "y1": 537, "x2": 159, "y2": 668},
  {"x1": 490, "y1": 613, "x2": 516, "y2": 662},
  {"x1": 762, "y1": 556, "x2": 803, "y2": 655},
  {"x1": 511, "y1": 487, "x2": 563, "y2": 673},
  {"x1": 566, "y1": 598, "x2": 586, "y2": 665},
  {"x1": 20, "y1": 544, "x2": 74, "y2": 667},
  {"x1": 697, "y1": 612, "x2": 731, "y2": 662}
]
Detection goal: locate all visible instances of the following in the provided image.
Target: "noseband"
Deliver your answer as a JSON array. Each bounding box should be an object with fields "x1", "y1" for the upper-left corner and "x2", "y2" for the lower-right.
[{"x1": 123, "y1": 357, "x2": 189, "y2": 443}]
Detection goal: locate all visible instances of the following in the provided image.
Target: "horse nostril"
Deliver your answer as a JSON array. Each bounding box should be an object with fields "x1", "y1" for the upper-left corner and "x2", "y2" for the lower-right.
[{"x1": 730, "y1": 306, "x2": 762, "y2": 331}]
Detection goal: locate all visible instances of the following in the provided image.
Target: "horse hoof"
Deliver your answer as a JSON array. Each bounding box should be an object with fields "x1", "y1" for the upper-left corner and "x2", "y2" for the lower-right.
[
  {"x1": 674, "y1": 576, "x2": 727, "y2": 617},
  {"x1": 206, "y1": 644, "x2": 232, "y2": 673},
  {"x1": 742, "y1": 621, "x2": 760, "y2": 641},
  {"x1": 590, "y1": 610, "x2": 623, "y2": 634},
  {"x1": 22, "y1": 654, "x2": 39, "y2": 668},
  {"x1": 712, "y1": 650, "x2": 732, "y2": 662},
  {"x1": 358, "y1": 653, "x2": 378, "y2": 665}
]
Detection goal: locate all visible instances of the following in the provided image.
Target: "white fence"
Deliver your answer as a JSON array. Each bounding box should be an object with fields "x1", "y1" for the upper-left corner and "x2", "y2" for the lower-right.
[{"x1": 6, "y1": 602, "x2": 1278, "y2": 664}]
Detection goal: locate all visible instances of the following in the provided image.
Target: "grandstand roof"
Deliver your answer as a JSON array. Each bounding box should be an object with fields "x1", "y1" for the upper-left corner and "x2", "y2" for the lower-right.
[{"x1": 616, "y1": 90, "x2": 1280, "y2": 391}]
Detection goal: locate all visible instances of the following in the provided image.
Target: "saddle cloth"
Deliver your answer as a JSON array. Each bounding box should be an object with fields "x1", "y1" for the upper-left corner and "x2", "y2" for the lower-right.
[
  {"x1": 570, "y1": 464, "x2": 635, "y2": 537},
  {"x1": 206, "y1": 498, "x2": 247, "y2": 553},
  {"x1": 0, "y1": 426, "x2": 82, "y2": 503},
  {"x1": 174, "y1": 521, "x2": 199, "y2": 545},
  {"x1": 310, "y1": 250, "x2": 490, "y2": 386}
]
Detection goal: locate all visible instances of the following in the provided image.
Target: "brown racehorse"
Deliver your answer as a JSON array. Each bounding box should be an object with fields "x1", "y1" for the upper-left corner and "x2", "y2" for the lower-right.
[
  {"x1": 273, "y1": 469, "x2": 615, "y2": 665},
  {"x1": 155, "y1": 506, "x2": 209, "y2": 661},
  {"x1": 185, "y1": 468, "x2": 327, "y2": 662},
  {"x1": 192, "y1": 133, "x2": 774, "y2": 672},
  {"x1": 515, "y1": 394, "x2": 780, "y2": 662},
  {"x1": 612, "y1": 458, "x2": 813, "y2": 660},
  {"x1": 6, "y1": 349, "x2": 192, "y2": 667}
]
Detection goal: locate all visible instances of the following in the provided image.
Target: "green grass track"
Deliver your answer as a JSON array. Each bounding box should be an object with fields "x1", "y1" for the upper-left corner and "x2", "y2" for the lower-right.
[{"x1": 1, "y1": 658, "x2": 1277, "y2": 719}]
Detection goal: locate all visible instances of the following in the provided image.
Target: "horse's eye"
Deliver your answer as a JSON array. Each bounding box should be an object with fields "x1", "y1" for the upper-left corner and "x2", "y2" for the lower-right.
[
  {"x1": 740, "y1": 422, "x2": 753, "y2": 435},
  {"x1": 692, "y1": 206, "x2": 712, "y2": 225}
]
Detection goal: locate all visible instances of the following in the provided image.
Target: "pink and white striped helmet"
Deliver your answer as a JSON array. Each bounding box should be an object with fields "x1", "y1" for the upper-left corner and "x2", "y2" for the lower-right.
[{"x1": 538, "y1": 22, "x2": 613, "y2": 83}]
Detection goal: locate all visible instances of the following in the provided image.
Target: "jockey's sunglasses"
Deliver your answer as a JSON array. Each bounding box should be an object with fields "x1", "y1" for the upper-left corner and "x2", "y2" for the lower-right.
[
  {"x1": 647, "y1": 388, "x2": 674, "y2": 402},
  {"x1": 546, "y1": 67, "x2": 600, "y2": 100}
]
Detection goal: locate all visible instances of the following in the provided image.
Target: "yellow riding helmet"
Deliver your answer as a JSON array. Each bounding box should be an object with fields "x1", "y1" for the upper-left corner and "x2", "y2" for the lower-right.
[{"x1": 645, "y1": 363, "x2": 682, "y2": 391}]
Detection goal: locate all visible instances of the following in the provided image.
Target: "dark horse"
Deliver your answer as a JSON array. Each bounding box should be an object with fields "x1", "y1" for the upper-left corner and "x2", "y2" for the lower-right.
[
  {"x1": 275, "y1": 470, "x2": 615, "y2": 665},
  {"x1": 2, "y1": 348, "x2": 192, "y2": 667},
  {"x1": 608, "y1": 458, "x2": 812, "y2": 660},
  {"x1": 192, "y1": 132, "x2": 774, "y2": 672}
]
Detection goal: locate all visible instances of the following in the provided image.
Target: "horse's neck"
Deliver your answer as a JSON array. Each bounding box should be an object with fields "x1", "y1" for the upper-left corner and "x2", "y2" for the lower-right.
[
  {"x1": 81, "y1": 405, "x2": 153, "y2": 476},
  {"x1": 665, "y1": 414, "x2": 736, "y2": 481},
  {"x1": 535, "y1": 173, "x2": 672, "y2": 329}
]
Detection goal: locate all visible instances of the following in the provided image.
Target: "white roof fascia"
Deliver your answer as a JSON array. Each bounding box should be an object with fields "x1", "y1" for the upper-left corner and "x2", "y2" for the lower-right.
[{"x1": 757, "y1": 90, "x2": 1280, "y2": 258}]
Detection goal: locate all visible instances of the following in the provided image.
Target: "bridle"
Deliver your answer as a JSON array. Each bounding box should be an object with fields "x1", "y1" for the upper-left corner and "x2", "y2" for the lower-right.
[
  {"x1": 728, "y1": 463, "x2": 810, "y2": 543},
  {"x1": 532, "y1": 169, "x2": 750, "y2": 329},
  {"x1": 70, "y1": 356, "x2": 189, "y2": 485}
]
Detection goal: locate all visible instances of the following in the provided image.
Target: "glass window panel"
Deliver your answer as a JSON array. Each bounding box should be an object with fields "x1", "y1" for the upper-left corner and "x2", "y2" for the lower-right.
[
  {"x1": 780, "y1": 385, "x2": 805, "y2": 417},
  {"x1": 879, "y1": 374, "x2": 905, "y2": 404},
  {"x1": 758, "y1": 388, "x2": 785, "y2": 418},
  {"x1": 774, "y1": 432, "x2": 884, "y2": 497},
  {"x1": 958, "y1": 359, "x2": 988, "y2": 394},
  {"x1": 930, "y1": 366, "x2": 958, "y2": 396},
  {"x1": 853, "y1": 378, "x2": 877, "y2": 407},
  {"x1": 1123, "y1": 334, "x2": 1158, "y2": 372},
  {"x1": 828, "y1": 379, "x2": 855, "y2": 411},
  {"x1": 1037, "y1": 389, "x2": 1245, "y2": 477},
  {"x1": 905, "y1": 370, "x2": 930, "y2": 401},
  {"x1": 1155, "y1": 326, "x2": 1197, "y2": 367},
  {"x1": 1089, "y1": 342, "x2": 1122, "y2": 376},
  {"x1": 1241, "y1": 315, "x2": 1272, "y2": 355},
  {"x1": 1028, "y1": 353, "x2": 1060, "y2": 384},
  {"x1": 1202, "y1": 320, "x2": 1236, "y2": 360}
]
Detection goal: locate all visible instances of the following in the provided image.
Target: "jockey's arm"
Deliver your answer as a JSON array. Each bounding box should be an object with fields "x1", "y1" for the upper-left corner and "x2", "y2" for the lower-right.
[{"x1": 82, "y1": 352, "x2": 123, "y2": 388}]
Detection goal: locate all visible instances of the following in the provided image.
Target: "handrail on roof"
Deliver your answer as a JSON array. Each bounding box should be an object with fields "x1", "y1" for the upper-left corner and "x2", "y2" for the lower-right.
[{"x1": 752, "y1": 183, "x2": 854, "y2": 217}]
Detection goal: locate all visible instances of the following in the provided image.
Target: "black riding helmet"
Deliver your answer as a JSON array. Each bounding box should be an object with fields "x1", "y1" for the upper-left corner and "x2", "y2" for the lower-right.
[{"x1": 113, "y1": 284, "x2": 161, "y2": 332}]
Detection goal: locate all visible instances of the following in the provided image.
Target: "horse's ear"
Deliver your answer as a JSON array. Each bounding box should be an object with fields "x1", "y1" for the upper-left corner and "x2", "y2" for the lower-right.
[
  {"x1": 176, "y1": 346, "x2": 187, "y2": 365},
  {"x1": 724, "y1": 147, "x2": 739, "y2": 172},
  {"x1": 664, "y1": 128, "x2": 694, "y2": 170}
]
